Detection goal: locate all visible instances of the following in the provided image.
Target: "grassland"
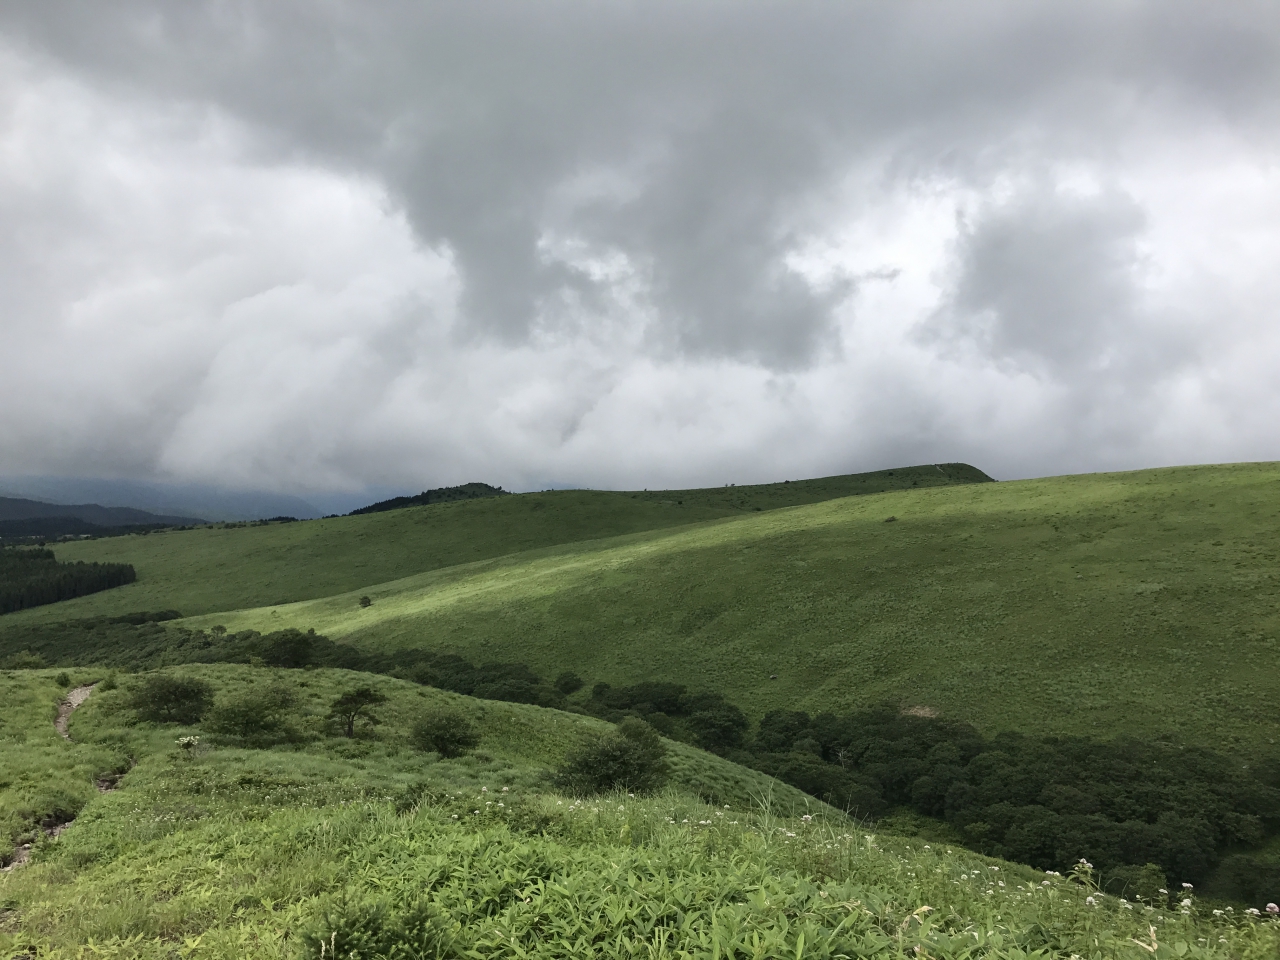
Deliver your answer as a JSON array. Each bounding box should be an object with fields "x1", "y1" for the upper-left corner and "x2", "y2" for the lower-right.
[
  {"x1": 4, "y1": 461, "x2": 1280, "y2": 955},
  {"x1": 111, "y1": 462, "x2": 1279, "y2": 751},
  {"x1": 3, "y1": 664, "x2": 1276, "y2": 958},
  {"x1": 0, "y1": 666, "x2": 820, "y2": 856},
  {"x1": 3, "y1": 464, "x2": 985, "y2": 621}
]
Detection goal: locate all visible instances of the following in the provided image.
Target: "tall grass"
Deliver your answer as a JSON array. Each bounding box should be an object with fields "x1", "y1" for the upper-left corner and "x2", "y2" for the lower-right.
[{"x1": 6, "y1": 779, "x2": 1278, "y2": 958}]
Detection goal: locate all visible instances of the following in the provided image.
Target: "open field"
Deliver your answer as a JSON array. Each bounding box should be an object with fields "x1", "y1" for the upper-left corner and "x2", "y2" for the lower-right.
[
  {"x1": 4, "y1": 463, "x2": 1280, "y2": 953},
  {"x1": 5, "y1": 464, "x2": 986, "y2": 621},
  {"x1": 2, "y1": 664, "x2": 1275, "y2": 958},
  {"x1": 148, "y1": 462, "x2": 1280, "y2": 750}
]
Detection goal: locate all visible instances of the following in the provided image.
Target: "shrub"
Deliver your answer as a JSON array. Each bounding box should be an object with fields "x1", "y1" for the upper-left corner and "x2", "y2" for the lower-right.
[
  {"x1": 205, "y1": 683, "x2": 297, "y2": 744},
  {"x1": 54, "y1": 671, "x2": 71, "y2": 688},
  {"x1": 127, "y1": 674, "x2": 213, "y2": 724},
  {"x1": 300, "y1": 894, "x2": 457, "y2": 960},
  {"x1": 258, "y1": 628, "x2": 316, "y2": 668},
  {"x1": 554, "y1": 671, "x2": 584, "y2": 695},
  {"x1": 1, "y1": 649, "x2": 45, "y2": 669},
  {"x1": 685, "y1": 701, "x2": 749, "y2": 753},
  {"x1": 554, "y1": 717, "x2": 669, "y2": 795},
  {"x1": 410, "y1": 707, "x2": 480, "y2": 758}
]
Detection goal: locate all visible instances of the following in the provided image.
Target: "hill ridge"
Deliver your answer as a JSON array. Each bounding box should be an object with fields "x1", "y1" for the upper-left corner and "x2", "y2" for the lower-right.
[{"x1": 0, "y1": 495, "x2": 203, "y2": 528}]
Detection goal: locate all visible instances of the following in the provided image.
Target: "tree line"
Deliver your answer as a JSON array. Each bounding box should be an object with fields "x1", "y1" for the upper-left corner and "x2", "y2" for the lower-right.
[
  {"x1": 0, "y1": 547, "x2": 136, "y2": 614},
  {"x1": 348, "y1": 482, "x2": 509, "y2": 516}
]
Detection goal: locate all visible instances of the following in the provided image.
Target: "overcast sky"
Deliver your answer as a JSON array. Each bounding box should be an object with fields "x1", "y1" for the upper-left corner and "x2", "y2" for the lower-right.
[{"x1": 2, "y1": 1, "x2": 1279, "y2": 498}]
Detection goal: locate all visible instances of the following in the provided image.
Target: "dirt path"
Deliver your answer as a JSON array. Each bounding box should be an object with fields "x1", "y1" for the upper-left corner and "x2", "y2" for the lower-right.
[
  {"x1": 55, "y1": 683, "x2": 97, "y2": 741},
  {"x1": 4, "y1": 684, "x2": 105, "y2": 871}
]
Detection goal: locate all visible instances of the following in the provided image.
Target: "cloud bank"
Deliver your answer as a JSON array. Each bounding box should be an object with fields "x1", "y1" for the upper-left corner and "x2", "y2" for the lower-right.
[{"x1": 1, "y1": 1, "x2": 1278, "y2": 494}]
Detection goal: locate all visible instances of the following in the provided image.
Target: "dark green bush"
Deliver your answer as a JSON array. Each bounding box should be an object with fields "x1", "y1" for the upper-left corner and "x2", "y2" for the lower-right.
[
  {"x1": 127, "y1": 674, "x2": 213, "y2": 724},
  {"x1": 1209, "y1": 854, "x2": 1280, "y2": 910},
  {"x1": 300, "y1": 894, "x2": 457, "y2": 960},
  {"x1": 554, "y1": 718, "x2": 669, "y2": 795},
  {"x1": 554, "y1": 671, "x2": 584, "y2": 695},
  {"x1": 410, "y1": 707, "x2": 480, "y2": 758},
  {"x1": 54, "y1": 671, "x2": 71, "y2": 688},
  {"x1": 205, "y1": 683, "x2": 297, "y2": 744},
  {"x1": 0, "y1": 649, "x2": 44, "y2": 669}
]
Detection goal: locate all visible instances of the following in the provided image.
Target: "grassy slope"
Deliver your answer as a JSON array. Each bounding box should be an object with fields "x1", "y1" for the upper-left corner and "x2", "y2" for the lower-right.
[
  {"x1": 3, "y1": 464, "x2": 985, "y2": 621},
  {"x1": 0, "y1": 666, "x2": 820, "y2": 855},
  {"x1": 3, "y1": 664, "x2": 1274, "y2": 959},
  {"x1": 181, "y1": 463, "x2": 1280, "y2": 749}
]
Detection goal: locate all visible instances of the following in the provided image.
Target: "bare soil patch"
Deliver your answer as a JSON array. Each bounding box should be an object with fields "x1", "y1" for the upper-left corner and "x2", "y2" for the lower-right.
[{"x1": 54, "y1": 683, "x2": 97, "y2": 740}]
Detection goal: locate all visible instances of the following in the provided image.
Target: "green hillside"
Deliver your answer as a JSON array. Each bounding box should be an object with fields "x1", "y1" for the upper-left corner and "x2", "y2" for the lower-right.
[
  {"x1": 4, "y1": 666, "x2": 1275, "y2": 959},
  {"x1": 3, "y1": 464, "x2": 987, "y2": 621},
  {"x1": 161, "y1": 462, "x2": 1280, "y2": 750},
  {"x1": 5, "y1": 462, "x2": 1280, "y2": 955}
]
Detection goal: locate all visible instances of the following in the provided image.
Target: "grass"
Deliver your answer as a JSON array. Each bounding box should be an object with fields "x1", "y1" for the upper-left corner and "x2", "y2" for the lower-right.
[
  {"x1": 0, "y1": 665, "x2": 821, "y2": 853},
  {"x1": 4, "y1": 461, "x2": 1280, "y2": 953},
  {"x1": 135, "y1": 462, "x2": 1280, "y2": 751},
  {"x1": 3, "y1": 663, "x2": 1277, "y2": 958},
  {"x1": 2, "y1": 464, "x2": 984, "y2": 621}
]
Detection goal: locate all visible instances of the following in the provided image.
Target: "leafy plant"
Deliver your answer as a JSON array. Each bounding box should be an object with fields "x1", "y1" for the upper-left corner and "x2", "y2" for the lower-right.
[
  {"x1": 555, "y1": 717, "x2": 669, "y2": 795},
  {"x1": 126, "y1": 673, "x2": 213, "y2": 724},
  {"x1": 410, "y1": 707, "x2": 480, "y2": 758},
  {"x1": 300, "y1": 894, "x2": 457, "y2": 960},
  {"x1": 554, "y1": 671, "x2": 584, "y2": 695},
  {"x1": 205, "y1": 682, "x2": 298, "y2": 744}
]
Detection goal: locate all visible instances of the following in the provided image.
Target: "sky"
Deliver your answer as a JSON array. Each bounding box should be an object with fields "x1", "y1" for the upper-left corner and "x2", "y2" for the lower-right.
[{"x1": 2, "y1": 1, "x2": 1279, "y2": 500}]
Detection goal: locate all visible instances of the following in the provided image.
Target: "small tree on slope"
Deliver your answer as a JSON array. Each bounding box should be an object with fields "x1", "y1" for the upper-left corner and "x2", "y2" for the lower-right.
[{"x1": 328, "y1": 686, "x2": 388, "y2": 738}]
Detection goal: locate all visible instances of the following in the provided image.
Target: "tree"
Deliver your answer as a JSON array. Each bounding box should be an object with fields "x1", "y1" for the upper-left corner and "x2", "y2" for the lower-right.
[
  {"x1": 685, "y1": 702, "x2": 749, "y2": 753},
  {"x1": 127, "y1": 674, "x2": 213, "y2": 724},
  {"x1": 327, "y1": 686, "x2": 388, "y2": 738},
  {"x1": 410, "y1": 707, "x2": 480, "y2": 758},
  {"x1": 257, "y1": 629, "x2": 317, "y2": 668}
]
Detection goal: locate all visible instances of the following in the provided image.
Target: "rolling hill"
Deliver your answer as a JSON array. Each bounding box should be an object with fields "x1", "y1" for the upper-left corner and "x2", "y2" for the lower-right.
[
  {"x1": 1, "y1": 463, "x2": 987, "y2": 620},
  {"x1": 4, "y1": 462, "x2": 1280, "y2": 955},
  {"x1": 2, "y1": 461, "x2": 1277, "y2": 749},
  {"x1": 52, "y1": 460, "x2": 1270, "y2": 752}
]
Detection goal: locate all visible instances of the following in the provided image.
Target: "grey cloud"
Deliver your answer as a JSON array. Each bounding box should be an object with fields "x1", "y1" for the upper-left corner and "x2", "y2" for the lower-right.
[
  {"x1": 5, "y1": 1, "x2": 1278, "y2": 368},
  {"x1": 1, "y1": 2, "x2": 1279, "y2": 495},
  {"x1": 931, "y1": 184, "x2": 1152, "y2": 376}
]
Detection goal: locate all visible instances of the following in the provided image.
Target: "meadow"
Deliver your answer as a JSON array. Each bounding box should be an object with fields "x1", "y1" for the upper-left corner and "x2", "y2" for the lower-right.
[
  {"x1": 90, "y1": 461, "x2": 1279, "y2": 751},
  {"x1": 7, "y1": 464, "x2": 983, "y2": 621},
  {"x1": 3, "y1": 664, "x2": 1277, "y2": 958},
  {"x1": 3, "y1": 461, "x2": 1280, "y2": 954}
]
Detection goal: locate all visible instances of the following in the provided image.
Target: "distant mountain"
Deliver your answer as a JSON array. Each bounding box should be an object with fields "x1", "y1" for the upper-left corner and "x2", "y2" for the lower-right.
[
  {"x1": 0, "y1": 496, "x2": 203, "y2": 528},
  {"x1": 0, "y1": 477, "x2": 323, "y2": 522},
  {"x1": 348, "y1": 482, "x2": 510, "y2": 515}
]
